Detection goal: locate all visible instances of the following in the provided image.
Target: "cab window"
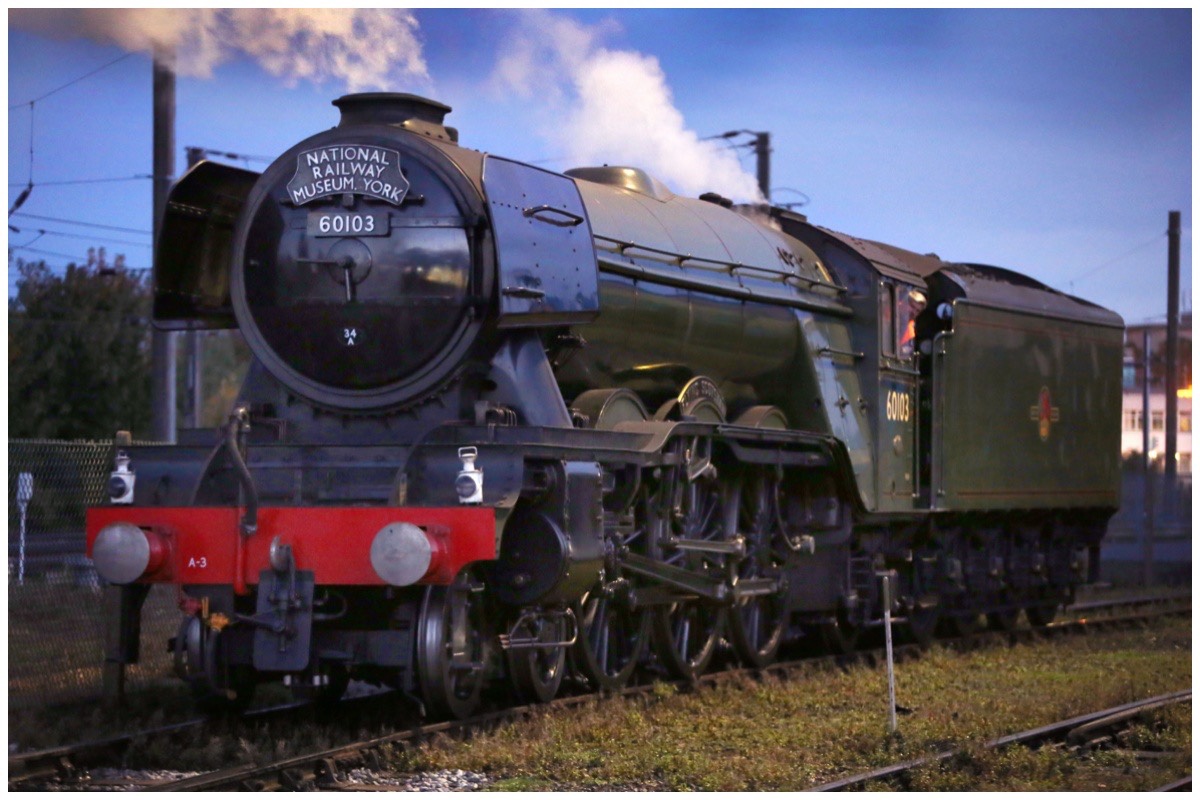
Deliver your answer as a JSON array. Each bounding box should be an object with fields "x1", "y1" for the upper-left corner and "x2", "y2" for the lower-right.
[
  {"x1": 880, "y1": 283, "x2": 896, "y2": 357},
  {"x1": 897, "y1": 286, "x2": 927, "y2": 360}
]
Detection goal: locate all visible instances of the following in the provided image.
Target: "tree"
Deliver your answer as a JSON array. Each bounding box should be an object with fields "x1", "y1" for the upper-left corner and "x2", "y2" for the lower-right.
[{"x1": 9, "y1": 257, "x2": 153, "y2": 439}]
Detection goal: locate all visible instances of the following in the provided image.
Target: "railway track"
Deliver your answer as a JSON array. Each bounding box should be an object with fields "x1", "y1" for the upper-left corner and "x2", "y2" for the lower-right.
[
  {"x1": 10, "y1": 593, "x2": 1189, "y2": 791},
  {"x1": 809, "y1": 690, "x2": 1192, "y2": 791}
]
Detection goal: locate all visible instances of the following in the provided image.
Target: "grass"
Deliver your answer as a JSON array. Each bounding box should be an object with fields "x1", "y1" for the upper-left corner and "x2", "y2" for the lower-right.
[
  {"x1": 9, "y1": 581, "x2": 180, "y2": 715},
  {"x1": 8, "y1": 592, "x2": 1189, "y2": 792},
  {"x1": 396, "y1": 617, "x2": 1190, "y2": 791}
]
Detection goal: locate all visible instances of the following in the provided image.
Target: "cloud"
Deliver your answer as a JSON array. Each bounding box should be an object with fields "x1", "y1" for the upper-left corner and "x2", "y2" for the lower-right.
[
  {"x1": 492, "y1": 10, "x2": 763, "y2": 202},
  {"x1": 9, "y1": 9, "x2": 427, "y2": 92}
]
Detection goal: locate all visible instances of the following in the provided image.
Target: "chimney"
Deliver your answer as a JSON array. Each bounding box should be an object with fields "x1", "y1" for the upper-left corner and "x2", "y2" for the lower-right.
[{"x1": 333, "y1": 93, "x2": 457, "y2": 142}]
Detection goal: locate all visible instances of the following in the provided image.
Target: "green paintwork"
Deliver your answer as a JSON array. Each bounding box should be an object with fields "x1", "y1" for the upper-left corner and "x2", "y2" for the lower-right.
[{"x1": 932, "y1": 300, "x2": 1123, "y2": 510}]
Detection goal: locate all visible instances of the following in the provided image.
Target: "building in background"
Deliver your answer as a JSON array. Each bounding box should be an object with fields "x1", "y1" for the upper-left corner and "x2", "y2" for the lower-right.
[
  {"x1": 1102, "y1": 312, "x2": 1191, "y2": 586},
  {"x1": 1121, "y1": 313, "x2": 1192, "y2": 473}
]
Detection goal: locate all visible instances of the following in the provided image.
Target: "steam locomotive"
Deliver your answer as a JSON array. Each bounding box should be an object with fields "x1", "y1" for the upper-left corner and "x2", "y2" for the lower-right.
[{"x1": 87, "y1": 93, "x2": 1123, "y2": 717}]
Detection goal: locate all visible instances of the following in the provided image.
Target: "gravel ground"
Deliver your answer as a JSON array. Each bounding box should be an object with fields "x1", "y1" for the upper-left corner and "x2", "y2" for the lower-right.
[
  {"x1": 342, "y1": 768, "x2": 491, "y2": 791},
  {"x1": 72, "y1": 768, "x2": 202, "y2": 791},
  {"x1": 49, "y1": 767, "x2": 490, "y2": 792}
]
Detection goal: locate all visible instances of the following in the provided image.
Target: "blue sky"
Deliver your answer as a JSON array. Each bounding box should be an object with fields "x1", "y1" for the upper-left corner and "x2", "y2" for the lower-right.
[{"x1": 7, "y1": 8, "x2": 1192, "y2": 325}]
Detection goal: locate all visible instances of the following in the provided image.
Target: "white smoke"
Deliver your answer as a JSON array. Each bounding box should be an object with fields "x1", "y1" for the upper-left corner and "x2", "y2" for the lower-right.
[
  {"x1": 9, "y1": 9, "x2": 427, "y2": 92},
  {"x1": 492, "y1": 11, "x2": 764, "y2": 203}
]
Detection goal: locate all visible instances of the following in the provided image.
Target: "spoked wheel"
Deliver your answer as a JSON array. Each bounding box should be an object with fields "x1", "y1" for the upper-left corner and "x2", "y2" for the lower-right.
[
  {"x1": 574, "y1": 585, "x2": 649, "y2": 692},
  {"x1": 574, "y1": 493, "x2": 651, "y2": 692},
  {"x1": 727, "y1": 467, "x2": 789, "y2": 668},
  {"x1": 572, "y1": 389, "x2": 653, "y2": 692},
  {"x1": 649, "y1": 432, "x2": 728, "y2": 682},
  {"x1": 1025, "y1": 602, "x2": 1059, "y2": 627},
  {"x1": 416, "y1": 569, "x2": 490, "y2": 720},
  {"x1": 506, "y1": 613, "x2": 568, "y2": 704}
]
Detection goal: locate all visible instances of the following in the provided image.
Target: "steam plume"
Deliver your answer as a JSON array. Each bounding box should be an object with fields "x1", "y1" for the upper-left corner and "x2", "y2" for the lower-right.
[
  {"x1": 10, "y1": 9, "x2": 426, "y2": 92},
  {"x1": 493, "y1": 11, "x2": 763, "y2": 202}
]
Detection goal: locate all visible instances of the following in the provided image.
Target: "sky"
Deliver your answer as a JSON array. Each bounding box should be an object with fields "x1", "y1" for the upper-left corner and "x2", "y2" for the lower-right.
[{"x1": 6, "y1": 8, "x2": 1192, "y2": 326}]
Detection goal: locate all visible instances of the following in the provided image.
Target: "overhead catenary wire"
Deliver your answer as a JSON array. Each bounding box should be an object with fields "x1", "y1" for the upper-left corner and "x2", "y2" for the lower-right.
[
  {"x1": 11, "y1": 212, "x2": 152, "y2": 236},
  {"x1": 1063, "y1": 233, "x2": 1167, "y2": 289},
  {"x1": 8, "y1": 175, "x2": 152, "y2": 188},
  {"x1": 9, "y1": 52, "x2": 136, "y2": 109},
  {"x1": 9, "y1": 52, "x2": 139, "y2": 220},
  {"x1": 10, "y1": 225, "x2": 151, "y2": 249}
]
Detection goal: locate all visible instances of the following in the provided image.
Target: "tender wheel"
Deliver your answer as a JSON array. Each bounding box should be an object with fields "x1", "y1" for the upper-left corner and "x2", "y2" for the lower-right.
[
  {"x1": 940, "y1": 610, "x2": 982, "y2": 637},
  {"x1": 1025, "y1": 602, "x2": 1059, "y2": 627},
  {"x1": 727, "y1": 468, "x2": 789, "y2": 668},
  {"x1": 416, "y1": 570, "x2": 489, "y2": 720},
  {"x1": 818, "y1": 608, "x2": 861, "y2": 654},
  {"x1": 506, "y1": 613, "x2": 568, "y2": 704},
  {"x1": 903, "y1": 602, "x2": 940, "y2": 648},
  {"x1": 649, "y1": 432, "x2": 727, "y2": 681},
  {"x1": 986, "y1": 608, "x2": 1021, "y2": 632}
]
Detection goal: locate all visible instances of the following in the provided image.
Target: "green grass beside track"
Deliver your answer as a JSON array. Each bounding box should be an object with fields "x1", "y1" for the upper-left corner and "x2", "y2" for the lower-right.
[{"x1": 402, "y1": 617, "x2": 1190, "y2": 791}]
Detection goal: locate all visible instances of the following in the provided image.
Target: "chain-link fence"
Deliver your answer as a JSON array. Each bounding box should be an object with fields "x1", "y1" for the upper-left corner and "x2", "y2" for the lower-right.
[{"x1": 8, "y1": 440, "x2": 180, "y2": 709}]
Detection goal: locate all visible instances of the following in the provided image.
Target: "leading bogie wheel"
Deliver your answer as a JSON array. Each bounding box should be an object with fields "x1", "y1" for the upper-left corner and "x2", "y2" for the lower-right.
[
  {"x1": 506, "y1": 613, "x2": 568, "y2": 704},
  {"x1": 416, "y1": 569, "x2": 490, "y2": 720},
  {"x1": 175, "y1": 616, "x2": 257, "y2": 714}
]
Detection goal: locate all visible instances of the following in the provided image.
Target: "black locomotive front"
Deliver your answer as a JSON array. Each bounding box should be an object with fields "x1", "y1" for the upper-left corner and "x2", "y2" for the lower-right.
[{"x1": 232, "y1": 94, "x2": 491, "y2": 410}]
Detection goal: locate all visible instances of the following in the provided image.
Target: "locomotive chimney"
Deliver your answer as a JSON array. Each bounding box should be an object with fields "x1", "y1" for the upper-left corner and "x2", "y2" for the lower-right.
[{"x1": 333, "y1": 92, "x2": 458, "y2": 142}]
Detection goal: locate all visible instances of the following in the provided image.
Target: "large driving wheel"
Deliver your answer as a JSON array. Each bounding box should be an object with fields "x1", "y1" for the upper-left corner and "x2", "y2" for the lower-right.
[
  {"x1": 416, "y1": 569, "x2": 489, "y2": 719},
  {"x1": 727, "y1": 468, "x2": 789, "y2": 668},
  {"x1": 648, "y1": 432, "x2": 728, "y2": 681},
  {"x1": 571, "y1": 391, "x2": 653, "y2": 692}
]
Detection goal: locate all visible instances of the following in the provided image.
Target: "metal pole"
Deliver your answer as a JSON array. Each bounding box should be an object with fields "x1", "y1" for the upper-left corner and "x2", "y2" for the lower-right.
[
  {"x1": 1142, "y1": 328, "x2": 1155, "y2": 586},
  {"x1": 150, "y1": 49, "x2": 176, "y2": 443},
  {"x1": 17, "y1": 472, "x2": 33, "y2": 585},
  {"x1": 184, "y1": 147, "x2": 204, "y2": 429},
  {"x1": 882, "y1": 572, "x2": 897, "y2": 734},
  {"x1": 754, "y1": 132, "x2": 771, "y2": 201},
  {"x1": 1164, "y1": 210, "x2": 1181, "y2": 514}
]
